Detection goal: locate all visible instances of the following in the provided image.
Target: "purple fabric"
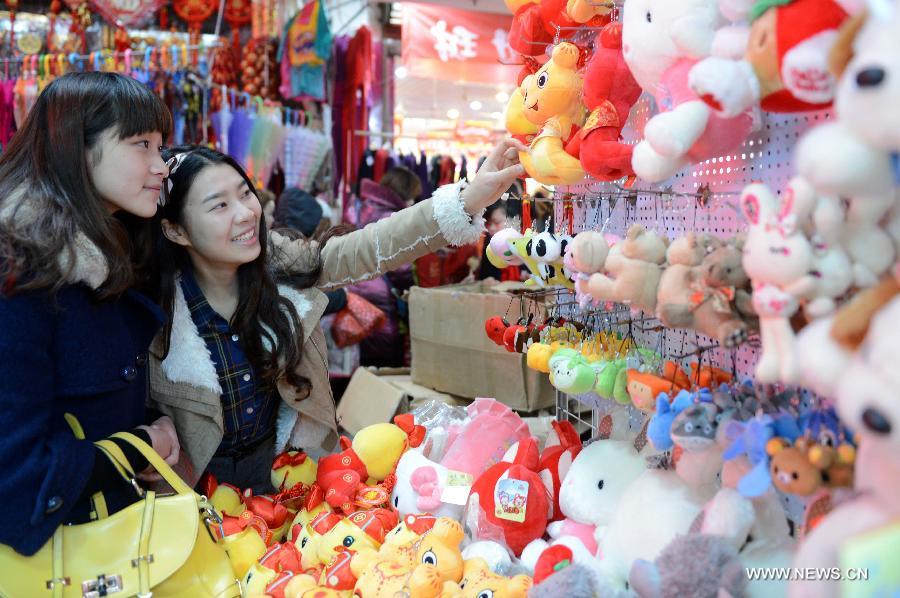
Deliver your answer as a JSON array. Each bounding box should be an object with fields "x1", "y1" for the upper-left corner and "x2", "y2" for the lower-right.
[
  {"x1": 357, "y1": 178, "x2": 407, "y2": 225},
  {"x1": 228, "y1": 108, "x2": 255, "y2": 169},
  {"x1": 331, "y1": 35, "x2": 351, "y2": 198}
]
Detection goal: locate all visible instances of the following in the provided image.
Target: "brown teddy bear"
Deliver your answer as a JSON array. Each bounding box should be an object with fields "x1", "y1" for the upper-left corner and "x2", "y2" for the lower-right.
[{"x1": 656, "y1": 238, "x2": 756, "y2": 347}]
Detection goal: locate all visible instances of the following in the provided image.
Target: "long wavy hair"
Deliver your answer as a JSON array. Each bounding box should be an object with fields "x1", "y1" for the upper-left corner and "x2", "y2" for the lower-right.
[
  {"x1": 0, "y1": 72, "x2": 172, "y2": 297},
  {"x1": 154, "y1": 146, "x2": 323, "y2": 392}
]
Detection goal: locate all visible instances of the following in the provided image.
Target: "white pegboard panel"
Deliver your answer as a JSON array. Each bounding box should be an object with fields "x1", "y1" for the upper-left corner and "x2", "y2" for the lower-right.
[{"x1": 550, "y1": 94, "x2": 832, "y2": 457}]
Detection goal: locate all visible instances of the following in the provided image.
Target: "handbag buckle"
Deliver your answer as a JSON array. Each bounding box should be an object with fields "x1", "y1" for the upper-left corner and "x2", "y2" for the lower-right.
[
  {"x1": 45, "y1": 577, "x2": 71, "y2": 589},
  {"x1": 81, "y1": 574, "x2": 123, "y2": 596}
]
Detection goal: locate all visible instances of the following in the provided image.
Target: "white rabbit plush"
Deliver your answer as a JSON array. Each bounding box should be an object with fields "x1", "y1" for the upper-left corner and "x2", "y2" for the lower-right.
[
  {"x1": 740, "y1": 183, "x2": 815, "y2": 383},
  {"x1": 785, "y1": 176, "x2": 854, "y2": 319},
  {"x1": 622, "y1": 0, "x2": 753, "y2": 182},
  {"x1": 794, "y1": 0, "x2": 900, "y2": 287}
]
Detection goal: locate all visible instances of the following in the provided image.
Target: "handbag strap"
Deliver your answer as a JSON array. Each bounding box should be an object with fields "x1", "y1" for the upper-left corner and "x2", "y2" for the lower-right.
[
  {"x1": 110, "y1": 432, "x2": 195, "y2": 496},
  {"x1": 136, "y1": 490, "x2": 156, "y2": 595}
]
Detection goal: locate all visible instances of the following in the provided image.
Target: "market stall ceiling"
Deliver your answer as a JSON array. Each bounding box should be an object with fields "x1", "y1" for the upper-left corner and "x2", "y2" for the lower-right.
[{"x1": 396, "y1": 75, "x2": 515, "y2": 125}]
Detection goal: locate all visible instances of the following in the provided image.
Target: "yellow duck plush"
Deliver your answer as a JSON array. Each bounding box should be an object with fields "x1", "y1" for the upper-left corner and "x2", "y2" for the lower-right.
[
  {"x1": 351, "y1": 518, "x2": 466, "y2": 598},
  {"x1": 518, "y1": 42, "x2": 587, "y2": 185},
  {"x1": 271, "y1": 450, "x2": 318, "y2": 492},
  {"x1": 440, "y1": 558, "x2": 533, "y2": 598}
]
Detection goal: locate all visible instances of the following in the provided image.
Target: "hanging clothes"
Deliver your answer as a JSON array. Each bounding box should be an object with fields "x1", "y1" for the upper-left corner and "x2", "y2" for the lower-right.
[
  {"x1": 278, "y1": 0, "x2": 333, "y2": 101},
  {"x1": 342, "y1": 26, "x2": 373, "y2": 191},
  {"x1": 331, "y1": 34, "x2": 351, "y2": 197},
  {"x1": 0, "y1": 80, "x2": 16, "y2": 152},
  {"x1": 416, "y1": 151, "x2": 431, "y2": 202}
]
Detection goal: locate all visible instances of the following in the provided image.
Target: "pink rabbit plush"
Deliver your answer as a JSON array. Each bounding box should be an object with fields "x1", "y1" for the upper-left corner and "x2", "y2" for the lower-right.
[{"x1": 740, "y1": 182, "x2": 815, "y2": 383}]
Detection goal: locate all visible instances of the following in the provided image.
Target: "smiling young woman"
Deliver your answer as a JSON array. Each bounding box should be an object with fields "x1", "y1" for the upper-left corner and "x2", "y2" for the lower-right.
[{"x1": 147, "y1": 141, "x2": 526, "y2": 492}]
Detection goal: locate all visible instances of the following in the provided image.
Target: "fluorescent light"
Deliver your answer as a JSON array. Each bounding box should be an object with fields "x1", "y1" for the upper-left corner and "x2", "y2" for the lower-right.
[
  {"x1": 394, "y1": 65, "x2": 408, "y2": 79},
  {"x1": 447, "y1": 108, "x2": 460, "y2": 119},
  {"x1": 496, "y1": 90, "x2": 509, "y2": 103},
  {"x1": 469, "y1": 100, "x2": 483, "y2": 111},
  {"x1": 491, "y1": 112, "x2": 503, "y2": 119}
]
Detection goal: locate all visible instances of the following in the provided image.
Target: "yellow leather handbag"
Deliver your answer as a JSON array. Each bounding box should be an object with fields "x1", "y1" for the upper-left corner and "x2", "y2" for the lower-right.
[{"x1": 0, "y1": 430, "x2": 242, "y2": 598}]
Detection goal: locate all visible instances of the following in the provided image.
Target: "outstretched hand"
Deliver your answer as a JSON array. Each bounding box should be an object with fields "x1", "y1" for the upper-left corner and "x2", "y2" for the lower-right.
[{"x1": 462, "y1": 138, "x2": 529, "y2": 216}]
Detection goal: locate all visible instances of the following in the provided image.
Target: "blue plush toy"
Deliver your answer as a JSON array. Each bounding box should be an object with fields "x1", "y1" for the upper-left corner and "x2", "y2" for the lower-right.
[{"x1": 648, "y1": 390, "x2": 696, "y2": 451}]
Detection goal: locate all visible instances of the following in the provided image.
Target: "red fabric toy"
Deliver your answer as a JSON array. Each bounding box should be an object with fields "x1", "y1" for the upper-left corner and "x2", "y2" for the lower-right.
[
  {"x1": 467, "y1": 437, "x2": 552, "y2": 556},
  {"x1": 538, "y1": 421, "x2": 582, "y2": 523},
  {"x1": 508, "y1": 1, "x2": 554, "y2": 56},
  {"x1": 579, "y1": 23, "x2": 642, "y2": 182},
  {"x1": 533, "y1": 544, "x2": 575, "y2": 585}
]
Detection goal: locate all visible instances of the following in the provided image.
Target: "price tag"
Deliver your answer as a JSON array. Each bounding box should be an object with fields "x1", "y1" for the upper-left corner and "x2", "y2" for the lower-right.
[
  {"x1": 440, "y1": 470, "x2": 473, "y2": 506},
  {"x1": 494, "y1": 478, "x2": 528, "y2": 523}
]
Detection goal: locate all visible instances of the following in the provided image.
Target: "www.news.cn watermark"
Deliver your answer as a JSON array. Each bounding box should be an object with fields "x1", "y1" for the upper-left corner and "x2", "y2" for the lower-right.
[{"x1": 746, "y1": 567, "x2": 870, "y2": 582}]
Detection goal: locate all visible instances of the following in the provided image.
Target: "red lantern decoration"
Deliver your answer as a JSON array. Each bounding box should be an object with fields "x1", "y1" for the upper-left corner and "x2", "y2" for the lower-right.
[
  {"x1": 173, "y1": 0, "x2": 217, "y2": 47},
  {"x1": 224, "y1": 0, "x2": 252, "y2": 52}
]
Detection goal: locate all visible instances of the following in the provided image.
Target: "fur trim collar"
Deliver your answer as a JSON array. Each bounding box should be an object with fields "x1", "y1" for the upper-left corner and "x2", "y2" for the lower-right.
[
  {"x1": 160, "y1": 281, "x2": 316, "y2": 393},
  {"x1": 0, "y1": 194, "x2": 109, "y2": 289}
]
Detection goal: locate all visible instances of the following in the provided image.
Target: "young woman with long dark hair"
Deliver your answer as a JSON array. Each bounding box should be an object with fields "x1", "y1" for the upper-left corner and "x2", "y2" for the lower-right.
[
  {"x1": 0, "y1": 72, "x2": 179, "y2": 556},
  {"x1": 148, "y1": 141, "x2": 525, "y2": 492}
]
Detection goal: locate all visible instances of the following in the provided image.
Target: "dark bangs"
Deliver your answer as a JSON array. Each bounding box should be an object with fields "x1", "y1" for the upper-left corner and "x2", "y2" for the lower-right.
[{"x1": 110, "y1": 76, "x2": 173, "y2": 141}]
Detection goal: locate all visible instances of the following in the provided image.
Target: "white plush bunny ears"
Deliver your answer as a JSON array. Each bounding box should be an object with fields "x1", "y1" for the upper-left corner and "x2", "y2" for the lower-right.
[{"x1": 740, "y1": 183, "x2": 798, "y2": 235}]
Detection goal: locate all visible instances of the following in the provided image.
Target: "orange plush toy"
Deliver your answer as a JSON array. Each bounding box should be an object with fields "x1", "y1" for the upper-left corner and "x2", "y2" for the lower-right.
[
  {"x1": 579, "y1": 23, "x2": 642, "y2": 183},
  {"x1": 517, "y1": 42, "x2": 588, "y2": 185}
]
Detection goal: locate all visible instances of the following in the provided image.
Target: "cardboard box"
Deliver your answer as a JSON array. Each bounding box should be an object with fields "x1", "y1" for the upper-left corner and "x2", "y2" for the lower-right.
[
  {"x1": 337, "y1": 368, "x2": 466, "y2": 435},
  {"x1": 409, "y1": 282, "x2": 557, "y2": 412}
]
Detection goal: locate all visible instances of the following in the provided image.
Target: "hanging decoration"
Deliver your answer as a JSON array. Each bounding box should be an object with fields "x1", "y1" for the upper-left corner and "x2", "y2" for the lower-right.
[
  {"x1": 224, "y1": 0, "x2": 252, "y2": 51},
  {"x1": 90, "y1": 0, "x2": 166, "y2": 28},
  {"x1": 173, "y1": 0, "x2": 217, "y2": 46},
  {"x1": 6, "y1": 0, "x2": 17, "y2": 51}
]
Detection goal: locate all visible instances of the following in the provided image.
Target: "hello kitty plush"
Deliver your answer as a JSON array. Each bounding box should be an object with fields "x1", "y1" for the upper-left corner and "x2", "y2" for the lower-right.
[
  {"x1": 622, "y1": 0, "x2": 753, "y2": 182},
  {"x1": 740, "y1": 183, "x2": 816, "y2": 384},
  {"x1": 391, "y1": 449, "x2": 466, "y2": 521}
]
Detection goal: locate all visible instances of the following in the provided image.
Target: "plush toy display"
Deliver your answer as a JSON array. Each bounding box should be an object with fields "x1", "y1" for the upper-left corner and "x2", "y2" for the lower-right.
[
  {"x1": 350, "y1": 517, "x2": 466, "y2": 598},
  {"x1": 515, "y1": 42, "x2": 588, "y2": 185},
  {"x1": 688, "y1": 0, "x2": 851, "y2": 118},
  {"x1": 791, "y1": 279, "x2": 900, "y2": 597},
  {"x1": 315, "y1": 416, "x2": 424, "y2": 512},
  {"x1": 586, "y1": 224, "x2": 669, "y2": 313},
  {"x1": 622, "y1": 0, "x2": 754, "y2": 182},
  {"x1": 579, "y1": 23, "x2": 643, "y2": 182}
]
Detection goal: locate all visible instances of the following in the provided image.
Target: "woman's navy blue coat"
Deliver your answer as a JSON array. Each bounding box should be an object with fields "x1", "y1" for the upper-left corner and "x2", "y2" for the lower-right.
[{"x1": 0, "y1": 282, "x2": 164, "y2": 555}]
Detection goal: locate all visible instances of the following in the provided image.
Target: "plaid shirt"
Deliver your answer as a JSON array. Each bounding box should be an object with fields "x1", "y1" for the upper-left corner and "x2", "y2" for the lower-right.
[{"x1": 180, "y1": 268, "x2": 277, "y2": 456}]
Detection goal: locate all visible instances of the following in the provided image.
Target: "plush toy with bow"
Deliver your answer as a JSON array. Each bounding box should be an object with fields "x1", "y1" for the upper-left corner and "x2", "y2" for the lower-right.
[
  {"x1": 656, "y1": 236, "x2": 756, "y2": 347},
  {"x1": 314, "y1": 415, "x2": 425, "y2": 513},
  {"x1": 272, "y1": 450, "x2": 318, "y2": 493},
  {"x1": 688, "y1": 0, "x2": 851, "y2": 118},
  {"x1": 391, "y1": 449, "x2": 467, "y2": 521},
  {"x1": 516, "y1": 42, "x2": 588, "y2": 185},
  {"x1": 579, "y1": 23, "x2": 643, "y2": 182},
  {"x1": 622, "y1": 0, "x2": 754, "y2": 182},
  {"x1": 740, "y1": 183, "x2": 816, "y2": 383}
]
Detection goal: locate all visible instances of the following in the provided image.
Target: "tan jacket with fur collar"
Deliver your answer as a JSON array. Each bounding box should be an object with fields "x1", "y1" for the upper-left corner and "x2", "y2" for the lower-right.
[{"x1": 146, "y1": 184, "x2": 484, "y2": 484}]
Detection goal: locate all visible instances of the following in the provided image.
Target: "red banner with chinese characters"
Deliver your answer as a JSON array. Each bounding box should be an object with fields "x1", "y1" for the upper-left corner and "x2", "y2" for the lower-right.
[{"x1": 401, "y1": 4, "x2": 520, "y2": 85}]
